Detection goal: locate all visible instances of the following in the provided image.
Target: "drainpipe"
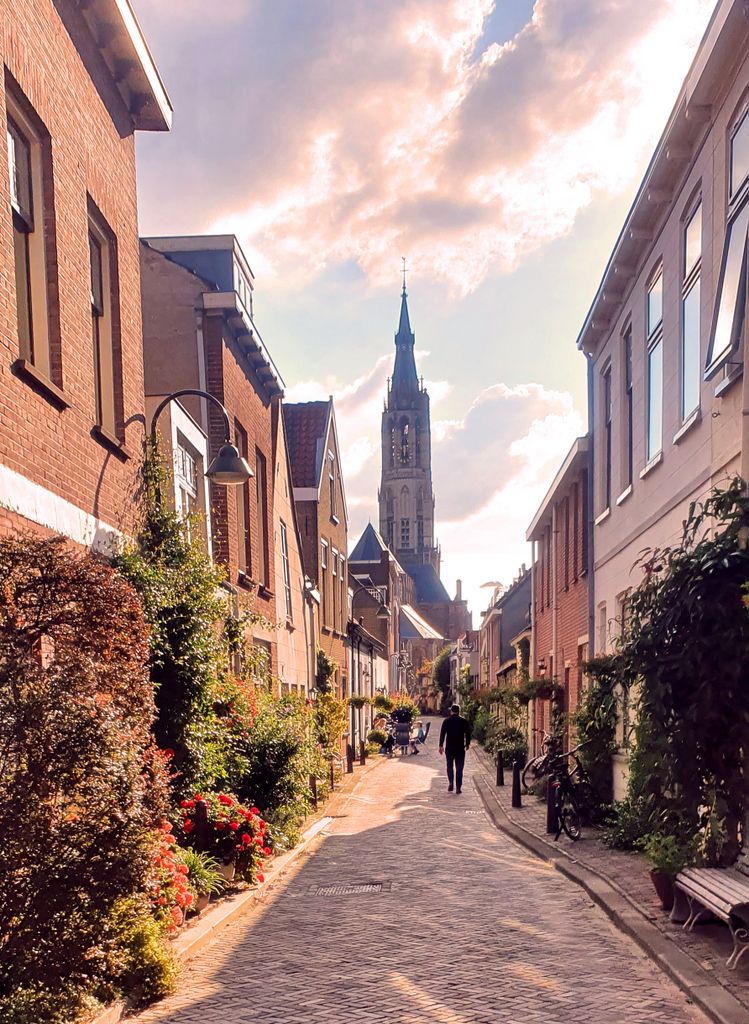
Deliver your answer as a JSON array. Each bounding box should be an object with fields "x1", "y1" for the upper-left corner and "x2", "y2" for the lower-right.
[{"x1": 586, "y1": 352, "x2": 596, "y2": 657}]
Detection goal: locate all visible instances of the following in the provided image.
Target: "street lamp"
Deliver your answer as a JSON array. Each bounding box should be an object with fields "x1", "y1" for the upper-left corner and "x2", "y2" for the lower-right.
[{"x1": 149, "y1": 388, "x2": 253, "y2": 486}]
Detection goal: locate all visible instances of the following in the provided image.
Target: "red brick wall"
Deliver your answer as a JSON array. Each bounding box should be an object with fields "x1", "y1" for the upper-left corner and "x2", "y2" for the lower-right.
[
  {"x1": 531, "y1": 468, "x2": 589, "y2": 752},
  {"x1": 0, "y1": 1, "x2": 148, "y2": 537}
]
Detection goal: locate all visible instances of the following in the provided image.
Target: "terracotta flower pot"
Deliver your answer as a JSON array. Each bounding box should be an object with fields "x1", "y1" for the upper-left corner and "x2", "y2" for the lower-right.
[
  {"x1": 195, "y1": 892, "x2": 210, "y2": 913},
  {"x1": 649, "y1": 868, "x2": 674, "y2": 911}
]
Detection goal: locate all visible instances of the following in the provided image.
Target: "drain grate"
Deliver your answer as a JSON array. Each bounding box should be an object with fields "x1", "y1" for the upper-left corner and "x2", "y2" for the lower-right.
[{"x1": 312, "y1": 881, "x2": 389, "y2": 897}]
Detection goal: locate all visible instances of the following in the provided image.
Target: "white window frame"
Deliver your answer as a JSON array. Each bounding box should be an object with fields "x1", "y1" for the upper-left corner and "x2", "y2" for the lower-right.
[
  {"x1": 646, "y1": 266, "x2": 664, "y2": 461},
  {"x1": 88, "y1": 204, "x2": 117, "y2": 436},
  {"x1": 680, "y1": 199, "x2": 702, "y2": 420},
  {"x1": 280, "y1": 520, "x2": 292, "y2": 621}
]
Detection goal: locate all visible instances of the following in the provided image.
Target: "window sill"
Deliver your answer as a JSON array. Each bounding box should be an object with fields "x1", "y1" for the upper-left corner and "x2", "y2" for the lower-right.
[
  {"x1": 715, "y1": 365, "x2": 743, "y2": 398},
  {"x1": 639, "y1": 451, "x2": 663, "y2": 479},
  {"x1": 12, "y1": 359, "x2": 69, "y2": 410},
  {"x1": 236, "y1": 571, "x2": 256, "y2": 591},
  {"x1": 594, "y1": 507, "x2": 610, "y2": 527},
  {"x1": 673, "y1": 408, "x2": 701, "y2": 445},
  {"x1": 615, "y1": 485, "x2": 633, "y2": 507},
  {"x1": 258, "y1": 585, "x2": 273, "y2": 600},
  {"x1": 284, "y1": 618, "x2": 295, "y2": 631},
  {"x1": 330, "y1": 515, "x2": 340, "y2": 526},
  {"x1": 91, "y1": 424, "x2": 129, "y2": 461}
]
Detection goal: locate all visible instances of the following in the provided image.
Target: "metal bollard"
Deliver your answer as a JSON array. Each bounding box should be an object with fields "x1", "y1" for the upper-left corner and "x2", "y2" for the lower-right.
[
  {"x1": 329, "y1": 757, "x2": 335, "y2": 792},
  {"x1": 346, "y1": 743, "x2": 354, "y2": 773},
  {"x1": 496, "y1": 751, "x2": 504, "y2": 787},
  {"x1": 511, "y1": 760, "x2": 522, "y2": 808},
  {"x1": 359, "y1": 740, "x2": 366, "y2": 766},
  {"x1": 546, "y1": 777, "x2": 559, "y2": 835},
  {"x1": 309, "y1": 773, "x2": 318, "y2": 810},
  {"x1": 194, "y1": 798, "x2": 210, "y2": 852}
]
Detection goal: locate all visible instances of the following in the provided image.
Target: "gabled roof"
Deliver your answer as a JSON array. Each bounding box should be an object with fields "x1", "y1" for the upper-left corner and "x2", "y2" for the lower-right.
[
  {"x1": 283, "y1": 401, "x2": 331, "y2": 488},
  {"x1": 408, "y1": 563, "x2": 451, "y2": 604},
  {"x1": 526, "y1": 436, "x2": 588, "y2": 540},
  {"x1": 349, "y1": 523, "x2": 389, "y2": 562},
  {"x1": 400, "y1": 604, "x2": 443, "y2": 641}
]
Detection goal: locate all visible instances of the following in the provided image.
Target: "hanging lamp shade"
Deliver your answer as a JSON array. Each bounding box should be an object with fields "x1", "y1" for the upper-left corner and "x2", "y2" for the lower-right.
[{"x1": 205, "y1": 443, "x2": 253, "y2": 485}]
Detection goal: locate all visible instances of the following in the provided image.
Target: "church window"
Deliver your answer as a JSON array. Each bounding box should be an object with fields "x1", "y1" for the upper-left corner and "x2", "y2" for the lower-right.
[
  {"x1": 415, "y1": 423, "x2": 421, "y2": 464},
  {"x1": 400, "y1": 518, "x2": 410, "y2": 547},
  {"x1": 399, "y1": 421, "x2": 410, "y2": 464},
  {"x1": 417, "y1": 516, "x2": 424, "y2": 549},
  {"x1": 390, "y1": 426, "x2": 397, "y2": 467}
]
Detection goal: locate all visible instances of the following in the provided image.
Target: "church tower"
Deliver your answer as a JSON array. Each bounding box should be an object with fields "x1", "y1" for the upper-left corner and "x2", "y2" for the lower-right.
[{"x1": 378, "y1": 275, "x2": 440, "y2": 575}]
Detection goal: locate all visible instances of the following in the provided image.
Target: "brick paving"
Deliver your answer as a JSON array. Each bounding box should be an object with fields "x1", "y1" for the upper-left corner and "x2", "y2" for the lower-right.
[
  {"x1": 133, "y1": 723, "x2": 707, "y2": 1024},
  {"x1": 475, "y1": 747, "x2": 749, "y2": 1015}
]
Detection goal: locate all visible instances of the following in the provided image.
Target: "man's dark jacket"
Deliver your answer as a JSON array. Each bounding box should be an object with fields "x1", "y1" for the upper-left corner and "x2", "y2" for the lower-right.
[{"x1": 439, "y1": 715, "x2": 472, "y2": 755}]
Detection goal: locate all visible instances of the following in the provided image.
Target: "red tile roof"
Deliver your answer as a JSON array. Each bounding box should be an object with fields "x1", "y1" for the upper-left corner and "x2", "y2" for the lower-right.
[{"x1": 283, "y1": 401, "x2": 330, "y2": 488}]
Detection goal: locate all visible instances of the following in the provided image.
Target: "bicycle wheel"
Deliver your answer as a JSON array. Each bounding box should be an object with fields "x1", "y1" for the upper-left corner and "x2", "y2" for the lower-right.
[
  {"x1": 521, "y1": 757, "x2": 543, "y2": 790},
  {"x1": 560, "y1": 795, "x2": 582, "y2": 841}
]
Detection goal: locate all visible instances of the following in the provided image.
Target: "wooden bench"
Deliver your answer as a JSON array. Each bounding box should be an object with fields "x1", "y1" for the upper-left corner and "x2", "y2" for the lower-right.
[{"x1": 673, "y1": 867, "x2": 749, "y2": 970}]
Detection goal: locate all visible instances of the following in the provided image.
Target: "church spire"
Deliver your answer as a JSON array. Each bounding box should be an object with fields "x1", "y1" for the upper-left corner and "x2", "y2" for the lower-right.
[{"x1": 391, "y1": 258, "x2": 419, "y2": 400}]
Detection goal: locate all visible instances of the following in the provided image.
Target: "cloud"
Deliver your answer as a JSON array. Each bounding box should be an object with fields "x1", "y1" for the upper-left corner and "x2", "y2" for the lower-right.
[{"x1": 137, "y1": 0, "x2": 714, "y2": 294}]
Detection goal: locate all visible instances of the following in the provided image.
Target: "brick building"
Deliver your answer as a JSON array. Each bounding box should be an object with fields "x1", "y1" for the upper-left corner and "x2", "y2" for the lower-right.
[
  {"x1": 284, "y1": 400, "x2": 349, "y2": 696},
  {"x1": 140, "y1": 235, "x2": 284, "y2": 673},
  {"x1": 526, "y1": 437, "x2": 589, "y2": 755},
  {"x1": 0, "y1": 0, "x2": 170, "y2": 546},
  {"x1": 478, "y1": 570, "x2": 531, "y2": 693}
]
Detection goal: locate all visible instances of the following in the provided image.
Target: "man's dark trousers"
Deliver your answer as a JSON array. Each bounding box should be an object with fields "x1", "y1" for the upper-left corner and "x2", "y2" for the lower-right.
[{"x1": 446, "y1": 750, "x2": 465, "y2": 791}]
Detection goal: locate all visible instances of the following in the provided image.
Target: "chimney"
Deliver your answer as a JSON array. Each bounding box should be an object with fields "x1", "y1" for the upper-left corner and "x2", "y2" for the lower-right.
[{"x1": 456, "y1": 579, "x2": 462, "y2": 601}]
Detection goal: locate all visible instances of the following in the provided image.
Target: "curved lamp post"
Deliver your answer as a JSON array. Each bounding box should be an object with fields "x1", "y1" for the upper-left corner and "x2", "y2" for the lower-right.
[{"x1": 149, "y1": 388, "x2": 253, "y2": 485}]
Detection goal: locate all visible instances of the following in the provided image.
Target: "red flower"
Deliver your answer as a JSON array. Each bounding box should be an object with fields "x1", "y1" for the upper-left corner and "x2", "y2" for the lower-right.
[
  {"x1": 178, "y1": 864, "x2": 189, "y2": 875},
  {"x1": 241, "y1": 833, "x2": 251, "y2": 844},
  {"x1": 257, "y1": 873, "x2": 264, "y2": 883},
  {"x1": 194, "y1": 792, "x2": 204, "y2": 801},
  {"x1": 218, "y1": 794, "x2": 233, "y2": 806},
  {"x1": 263, "y1": 847, "x2": 271, "y2": 856},
  {"x1": 183, "y1": 820, "x2": 194, "y2": 834},
  {"x1": 228, "y1": 821, "x2": 239, "y2": 831},
  {"x1": 215, "y1": 822, "x2": 226, "y2": 831},
  {"x1": 254, "y1": 837, "x2": 263, "y2": 847},
  {"x1": 163, "y1": 748, "x2": 175, "y2": 759},
  {"x1": 250, "y1": 807, "x2": 260, "y2": 815},
  {"x1": 180, "y1": 799, "x2": 195, "y2": 809}
]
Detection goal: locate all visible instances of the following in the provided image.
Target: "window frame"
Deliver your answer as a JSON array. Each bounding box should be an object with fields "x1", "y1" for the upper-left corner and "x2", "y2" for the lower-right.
[
  {"x1": 705, "y1": 194, "x2": 748, "y2": 380},
  {"x1": 621, "y1": 324, "x2": 633, "y2": 488},
  {"x1": 601, "y1": 363, "x2": 612, "y2": 511},
  {"x1": 5, "y1": 92, "x2": 52, "y2": 375},
  {"x1": 320, "y1": 540, "x2": 329, "y2": 625},
  {"x1": 646, "y1": 265, "x2": 664, "y2": 462},
  {"x1": 234, "y1": 421, "x2": 251, "y2": 577},
  {"x1": 87, "y1": 201, "x2": 120, "y2": 437},
  {"x1": 676, "y1": 196, "x2": 702, "y2": 424},
  {"x1": 255, "y1": 447, "x2": 269, "y2": 588},
  {"x1": 280, "y1": 520, "x2": 292, "y2": 621}
]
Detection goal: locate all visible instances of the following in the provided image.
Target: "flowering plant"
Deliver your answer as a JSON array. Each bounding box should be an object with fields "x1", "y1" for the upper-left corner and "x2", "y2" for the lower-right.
[
  {"x1": 177, "y1": 792, "x2": 270, "y2": 883},
  {"x1": 150, "y1": 821, "x2": 193, "y2": 932}
]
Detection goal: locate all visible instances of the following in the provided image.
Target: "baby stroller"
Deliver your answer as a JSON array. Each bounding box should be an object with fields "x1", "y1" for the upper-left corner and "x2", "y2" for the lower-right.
[{"x1": 394, "y1": 721, "x2": 411, "y2": 756}]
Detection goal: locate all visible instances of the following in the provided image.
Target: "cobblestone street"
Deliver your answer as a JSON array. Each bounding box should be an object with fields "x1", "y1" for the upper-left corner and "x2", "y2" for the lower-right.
[{"x1": 134, "y1": 728, "x2": 707, "y2": 1024}]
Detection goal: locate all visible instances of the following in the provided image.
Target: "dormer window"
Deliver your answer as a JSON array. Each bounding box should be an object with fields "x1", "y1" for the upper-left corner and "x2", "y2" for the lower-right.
[{"x1": 233, "y1": 260, "x2": 253, "y2": 315}]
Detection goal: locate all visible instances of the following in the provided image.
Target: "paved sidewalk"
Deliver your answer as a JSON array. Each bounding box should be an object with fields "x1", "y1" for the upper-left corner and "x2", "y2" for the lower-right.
[
  {"x1": 132, "y1": 728, "x2": 707, "y2": 1024},
  {"x1": 473, "y1": 747, "x2": 749, "y2": 1018}
]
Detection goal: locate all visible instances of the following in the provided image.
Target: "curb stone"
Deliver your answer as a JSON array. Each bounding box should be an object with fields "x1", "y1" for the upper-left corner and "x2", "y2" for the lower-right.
[
  {"x1": 87, "y1": 755, "x2": 383, "y2": 1024},
  {"x1": 473, "y1": 772, "x2": 747, "y2": 1024}
]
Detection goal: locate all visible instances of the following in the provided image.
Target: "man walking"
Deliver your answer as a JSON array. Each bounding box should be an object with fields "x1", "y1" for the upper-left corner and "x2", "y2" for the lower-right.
[{"x1": 439, "y1": 704, "x2": 471, "y2": 793}]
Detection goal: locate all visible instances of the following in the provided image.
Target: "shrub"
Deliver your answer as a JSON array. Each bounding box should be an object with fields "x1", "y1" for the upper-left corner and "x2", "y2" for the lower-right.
[
  {"x1": 315, "y1": 691, "x2": 347, "y2": 753},
  {"x1": 373, "y1": 694, "x2": 394, "y2": 713},
  {"x1": 392, "y1": 695, "x2": 419, "y2": 722},
  {"x1": 0, "y1": 535, "x2": 172, "y2": 1021},
  {"x1": 639, "y1": 833, "x2": 699, "y2": 877},
  {"x1": 176, "y1": 792, "x2": 268, "y2": 880},
  {"x1": 572, "y1": 657, "x2": 619, "y2": 809},
  {"x1": 487, "y1": 724, "x2": 528, "y2": 766},
  {"x1": 367, "y1": 728, "x2": 388, "y2": 746},
  {"x1": 602, "y1": 797, "x2": 656, "y2": 850}
]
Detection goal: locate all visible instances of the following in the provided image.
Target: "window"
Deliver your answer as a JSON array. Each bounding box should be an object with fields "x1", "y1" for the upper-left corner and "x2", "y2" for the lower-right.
[
  {"x1": 602, "y1": 366, "x2": 612, "y2": 509},
  {"x1": 332, "y1": 549, "x2": 338, "y2": 626},
  {"x1": 6, "y1": 92, "x2": 52, "y2": 375},
  {"x1": 581, "y1": 470, "x2": 589, "y2": 573},
  {"x1": 622, "y1": 326, "x2": 633, "y2": 488},
  {"x1": 681, "y1": 202, "x2": 702, "y2": 419},
  {"x1": 255, "y1": 449, "x2": 268, "y2": 587},
  {"x1": 400, "y1": 518, "x2": 410, "y2": 547},
  {"x1": 399, "y1": 421, "x2": 410, "y2": 464},
  {"x1": 339, "y1": 557, "x2": 346, "y2": 631},
  {"x1": 730, "y1": 108, "x2": 749, "y2": 202},
  {"x1": 706, "y1": 109, "x2": 749, "y2": 378},
  {"x1": 572, "y1": 483, "x2": 579, "y2": 582},
  {"x1": 563, "y1": 497, "x2": 570, "y2": 591},
  {"x1": 328, "y1": 453, "x2": 336, "y2": 518},
  {"x1": 545, "y1": 527, "x2": 551, "y2": 606},
  {"x1": 233, "y1": 259, "x2": 252, "y2": 315},
  {"x1": 280, "y1": 520, "x2": 292, "y2": 620},
  {"x1": 320, "y1": 541, "x2": 329, "y2": 625},
  {"x1": 646, "y1": 269, "x2": 664, "y2": 460},
  {"x1": 235, "y1": 423, "x2": 251, "y2": 575},
  {"x1": 417, "y1": 516, "x2": 424, "y2": 549},
  {"x1": 88, "y1": 203, "x2": 119, "y2": 436}
]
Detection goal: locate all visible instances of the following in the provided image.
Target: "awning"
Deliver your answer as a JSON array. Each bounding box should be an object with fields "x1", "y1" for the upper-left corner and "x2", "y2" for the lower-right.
[{"x1": 400, "y1": 604, "x2": 443, "y2": 641}]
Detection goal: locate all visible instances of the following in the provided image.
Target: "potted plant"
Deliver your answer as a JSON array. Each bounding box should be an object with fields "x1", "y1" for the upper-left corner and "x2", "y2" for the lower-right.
[
  {"x1": 177, "y1": 792, "x2": 269, "y2": 885},
  {"x1": 639, "y1": 832, "x2": 697, "y2": 911},
  {"x1": 179, "y1": 848, "x2": 226, "y2": 912},
  {"x1": 349, "y1": 693, "x2": 371, "y2": 709}
]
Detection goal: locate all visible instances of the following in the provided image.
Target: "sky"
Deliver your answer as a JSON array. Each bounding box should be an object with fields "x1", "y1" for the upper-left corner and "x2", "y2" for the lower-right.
[{"x1": 134, "y1": 0, "x2": 716, "y2": 620}]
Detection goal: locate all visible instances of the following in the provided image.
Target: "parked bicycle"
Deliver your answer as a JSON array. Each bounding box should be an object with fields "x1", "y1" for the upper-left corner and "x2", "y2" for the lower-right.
[
  {"x1": 521, "y1": 730, "x2": 558, "y2": 791},
  {"x1": 548, "y1": 743, "x2": 589, "y2": 842}
]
